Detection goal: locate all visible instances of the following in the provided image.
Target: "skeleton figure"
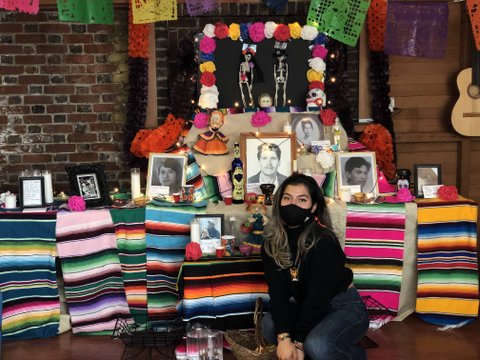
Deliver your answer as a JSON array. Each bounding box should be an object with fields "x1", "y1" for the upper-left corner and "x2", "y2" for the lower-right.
[
  {"x1": 273, "y1": 49, "x2": 288, "y2": 107},
  {"x1": 239, "y1": 48, "x2": 255, "y2": 108},
  {"x1": 306, "y1": 87, "x2": 326, "y2": 108}
]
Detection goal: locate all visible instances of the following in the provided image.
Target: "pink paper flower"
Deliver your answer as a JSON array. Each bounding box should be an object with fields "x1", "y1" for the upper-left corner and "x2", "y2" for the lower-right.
[
  {"x1": 251, "y1": 111, "x2": 272, "y2": 127},
  {"x1": 312, "y1": 45, "x2": 328, "y2": 59},
  {"x1": 185, "y1": 242, "x2": 202, "y2": 261},
  {"x1": 199, "y1": 36, "x2": 216, "y2": 54},
  {"x1": 68, "y1": 195, "x2": 86, "y2": 211},
  {"x1": 200, "y1": 71, "x2": 216, "y2": 87},
  {"x1": 437, "y1": 185, "x2": 458, "y2": 201},
  {"x1": 193, "y1": 112, "x2": 210, "y2": 128},
  {"x1": 214, "y1": 22, "x2": 229, "y2": 39},
  {"x1": 273, "y1": 24, "x2": 290, "y2": 42},
  {"x1": 249, "y1": 22, "x2": 265, "y2": 43}
]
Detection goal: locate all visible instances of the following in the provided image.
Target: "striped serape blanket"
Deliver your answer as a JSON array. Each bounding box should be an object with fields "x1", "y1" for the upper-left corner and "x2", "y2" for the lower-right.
[
  {"x1": 110, "y1": 207, "x2": 147, "y2": 320},
  {"x1": 145, "y1": 203, "x2": 206, "y2": 319},
  {"x1": 177, "y1": 258, "x2": 270, "y2": 330},
  {"x1": 0, "y1": 211, "x2": 60, "y2": 339},
  {"x1": 344, "y1": 203, "x2": 406, "y2": 328},
  {"x1": 416, "y1": 199, "x2": 479, "y2": 326},
  {"x1": 56, "y1": 209, "x2": 131, "y2": 334}
]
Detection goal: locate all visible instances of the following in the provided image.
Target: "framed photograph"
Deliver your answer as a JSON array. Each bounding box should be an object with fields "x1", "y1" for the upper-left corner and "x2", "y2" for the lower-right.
[
  {"x1": 336, "y1": 151, "x2": 378, "y2": 196},
  {"x1": 19, "y1": 176, "x2": 45, "y2": 208},
  {"x1": 414, "y1": 164, "x2": 442, "y2": 197},
  {"x1": 65, "y1": 163, "x2": 111, "y2": 207},
  {"x1": 146, "y1": 153, "x2": 187, "y2": 197},
  {"x1": 195, "y1": 214, "x2": 224, "y2": 255},
  {"x1": 241, "y1": 132, "x2": 296, "y2": 195},
  {"x1": 291, "y1": 113, "x2": 324, "y2": 147}
]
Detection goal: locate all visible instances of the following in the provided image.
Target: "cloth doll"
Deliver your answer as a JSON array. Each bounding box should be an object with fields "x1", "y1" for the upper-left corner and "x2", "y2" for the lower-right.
[
  {"x1": 243, "y1": 202, "x2": 268, "y2": 254},
  {"x1": 193, "y1": 110, "x2": 229, "y2": 155}
]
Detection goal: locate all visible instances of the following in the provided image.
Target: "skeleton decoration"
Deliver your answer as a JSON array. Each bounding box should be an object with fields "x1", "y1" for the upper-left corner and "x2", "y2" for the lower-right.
[
  {"x1": 273, "y1": 42, "x2": 288, "y2": 107},
  {"x1": 306, "y1": 87, "x2": 326, "y2": 108},
  {"x1": 239, "y1": 44, "x2": 257, "y2": 108}
]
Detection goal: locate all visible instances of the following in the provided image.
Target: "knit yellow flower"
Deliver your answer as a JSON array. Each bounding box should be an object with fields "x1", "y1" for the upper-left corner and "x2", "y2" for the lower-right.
[
  {"x1": 307, "y1": 69, "x2": 324, "y2": 82},
  {"x1": 229, "y1": 23, "x2": 241, "y2": 41},
  {"x1": 200, "y1": 61, "x2": 216, "y2": 73},
  {"x1": 288, "y1": 22, "x2": 302, "y2": 39}
]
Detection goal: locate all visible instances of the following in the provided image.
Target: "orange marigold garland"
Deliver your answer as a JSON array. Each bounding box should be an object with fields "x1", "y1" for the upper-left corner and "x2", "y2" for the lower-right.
[
  {"x1": 359, "y1": 124, "x2": 396, "y2": 180},
  {"x1": 128, "y1": 5, "x2": 149, "y2": 58}
]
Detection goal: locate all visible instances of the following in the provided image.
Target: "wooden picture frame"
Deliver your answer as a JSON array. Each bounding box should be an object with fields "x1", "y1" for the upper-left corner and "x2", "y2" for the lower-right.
[
  {"x1": 291, "y1": 112, "x2": 324, "y2": 147},
  {"x1": 65, "y1": 163, "x2": 111, "y2": 207},
  {"x1": 19, "y1": 176, "x2": 45, "y2": 208},
  {"x1": 240, "y1": 132, "x2": 296, "y2": 195},
  {"x1": 336, "y1": 151, "x2": 378, "y2": 196},
  {"x1": 414, "y1": 164, "x2": 442, "y2": 198},
  {"x1": 195, "y1": 214, "x2": 224, "y2": 255},
  {"x1": 146, "y1": 153, "x2": 187, "y2": 198}
]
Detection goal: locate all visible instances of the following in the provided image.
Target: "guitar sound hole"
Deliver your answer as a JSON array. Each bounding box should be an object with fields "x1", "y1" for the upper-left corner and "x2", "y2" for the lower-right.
[{"x1": 467, "y1": 83, "x2": 480, "y2": 99}]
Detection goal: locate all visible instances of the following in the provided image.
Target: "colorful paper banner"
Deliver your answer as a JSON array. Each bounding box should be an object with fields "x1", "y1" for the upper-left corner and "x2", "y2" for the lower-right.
[{"x1": 56, "y1": 0, "x2": 114, "y2": 25}]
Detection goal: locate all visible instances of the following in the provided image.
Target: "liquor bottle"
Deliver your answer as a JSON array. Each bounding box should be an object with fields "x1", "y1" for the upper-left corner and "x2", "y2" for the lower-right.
[{"x1": 231, "y1": 142, "x2": 244, "y2": 204}]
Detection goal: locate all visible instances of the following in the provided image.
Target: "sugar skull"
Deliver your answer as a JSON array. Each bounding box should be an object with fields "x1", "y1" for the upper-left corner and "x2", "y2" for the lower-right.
[{"x1": 306, "y1": 88, "x2": 326, "y2": 107}]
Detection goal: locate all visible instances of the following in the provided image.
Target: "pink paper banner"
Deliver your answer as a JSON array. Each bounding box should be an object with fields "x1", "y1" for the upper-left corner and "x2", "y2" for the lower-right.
[{"x1": 0, "y1": 0, "x2": 39, "y2": 14}]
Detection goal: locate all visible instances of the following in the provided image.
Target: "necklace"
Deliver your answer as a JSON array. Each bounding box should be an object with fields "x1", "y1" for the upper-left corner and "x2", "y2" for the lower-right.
[{"x1": 290, "y1": 256, "x2": 301, "y2": 282}]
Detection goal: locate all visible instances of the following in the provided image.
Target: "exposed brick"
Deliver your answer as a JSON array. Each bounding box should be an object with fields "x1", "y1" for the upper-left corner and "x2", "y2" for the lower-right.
[
  {"x1": 69, "y1": 153, "x2": 99, "y2": 162},
  {"x1": 46, "y1": 104, "x2": 76, "y2": 113},
  {"x1": 84, "y1": 44, "x2": 113, "y2": 53},
  {"x1": 3, "y1": 76, "x2": 17, "y2": 84},
  {"x1": 98, "y1": 113, "x2": 113, "y2": 122},
  {"x1": 15, "y1": 55, "x2": 47, "y2": 65},
  {"x1": 74, "y1": 124, "x2": 87, "y2": 134},
  {"x1": 92, "y1": 143, "x2": 121, "y2": 152},
  {"x1": 44, "y1": 85, "x2": 75, "y2": 94},
  {"x1": 47, "y1": 35, "x2": 62, "y2": 43},
  {"x1": 24, "y1": 24, "x2": 38, "y2": 33},
  {"x1": 50, "y1": 75, "x2": 65, "y2": 83},
  {"x1": 8, "y1": 155, "x2": 21, "y2": 163},
  {"x1": 0, "y1": 85, "x2": 28, "y2": 95},
  {"x1": 19, "y1": 75, "x2": 49, "y2": 84},
  {"x1": 0, "y1": 24, "x2": 23, "y2": 33},
  {"x1": 71, "y1": 25, "x2": 86, "y2": 33},
  {"x1": 53, "y1": 154, "x2": 68, "y2": 162},
  {"x1": 90, "y1": 122, "x2": 120, "y2": 132},
  {"x1": 91, "y1": 84, "x2": 118, "y2": 94},
  {"x1": 55, "y1": 95, "x2": 68, "y2": 103},
  {"x1": 24, "y1": 95, "x2": 54, "y2": 105},
  {"x1": 36, "y1": 44, "x2": 67, "y2": 54},
  {"x1": 63, "y1": 34, "x2": 94, "y2": 44},
  {"x1": 67, "y1": 113, "x2": 97, "y2": 122},
  {"x1": 70, "y1": 95, "x2": 100, "y2": 103},
  {"x1": 8, "y1": 96, "x2": 22, "y2": 104},
  {"x1": 39, "y1": 24, "x2": 71, "y2": 33},
  {"x1": 0, "y1": 66, "x2": 24, "y2": 74},
  {"x1": 64, "y1": 54, "x2": 95, "y2": 64},
  {"x1": 43, "y1": 124, "x2": 73, "y2": 133},
  {"x1": 0, "y1": 44, "x2": 24, "y2": 54},
  {"x1": 0, "y1": 35, "x2": 13, "y2": 43},
  {"x1": 28, "y1": 125, "x2": 42, "y2": 133},
  {"x1": 40, "y1": 66, "x2": 70, "y2": 74},
  {"x1": 93, "y1": 104, "x2": 115, "y2": 113},
  {"x1": 88, "y1": 24, "x2": 112, "y2": 33},
  {"x1": 0, "y1": 55, "x2": 14, "y2": 64},
  {"x1": 85, "y1": 61, "x2": 119, "y2": 72},
  {"x1": 23, "y1": 115, "x2": 52, "y2": 124},
  {"x1": 75, "y1": 86, "x2": 89, "y2": 95},
  {"x1": 69, "y1": 45, "x2": 83, "y2": 54},
  {"x1": 15, "y1": 34, "x2": 47, "y2": 44},
  {"x1": 53, "y1": 115, "x2": 67, "y2": 123},
  {"x1": 67, "y1": 133, "x2": 97, "y2": 143},
  {"x1": 65, "y1": 74, "x2": 95, "y2": 83},
  {"x1": 23, "y1": 154, "x2": 52, "y2": 163}
]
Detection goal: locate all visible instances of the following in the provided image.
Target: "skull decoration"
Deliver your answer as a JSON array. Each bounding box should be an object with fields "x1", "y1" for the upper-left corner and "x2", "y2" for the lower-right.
[{"x1": 306, "y1": 88, "x2": 326, "y2": 107}]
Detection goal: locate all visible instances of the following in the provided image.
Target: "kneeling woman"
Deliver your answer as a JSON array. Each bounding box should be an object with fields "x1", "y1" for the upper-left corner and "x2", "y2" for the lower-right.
[{"x1": 261, "y1": 173, "x2": 369, "y2": 360}]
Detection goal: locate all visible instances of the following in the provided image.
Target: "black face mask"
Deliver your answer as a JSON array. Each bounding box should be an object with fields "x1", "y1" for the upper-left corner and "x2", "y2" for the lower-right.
[{"x1": 279, "y1": 204, "x2": 313, "y2": 227}]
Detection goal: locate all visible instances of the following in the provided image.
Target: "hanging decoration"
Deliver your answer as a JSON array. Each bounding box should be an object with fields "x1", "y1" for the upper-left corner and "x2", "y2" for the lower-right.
[
  {"x1": 56, "y1": 0, "x2": 113, "y2": 24},
  {"x1": 306, "y1": 0, "x2": 371, "y2": 47},
  {"x1": 264, "y1": 0, "x2": 288, "y2": 14},
  {"x1": 128, "y1": 9, "x2": 149, "y2": 58},
  {"x1": 367, "y1": 0, "x2": 387, "y2": 52},
  {"x1": 185, "y1": 0, "x2": 219, "y2": 17},
  {"x1": 131, "y1": 0, "x2": 177, "y2": 24},
  {"x1": 384, "y1": 2, "x2": 448, "y2": 58},
  {"x1": 0, "y1": 0, "x2": 39, "y2": 14},
  {"x1": 467, "y1": 0, "x2": 480, "y2": 51},
  {"x1": 359, "y1": 123, "x2": 395, "y2": 180}
]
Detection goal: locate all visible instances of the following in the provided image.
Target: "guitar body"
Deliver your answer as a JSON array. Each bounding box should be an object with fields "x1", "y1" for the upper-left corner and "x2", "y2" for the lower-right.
[{"x1": 451, "y1": 67, "x2": 480, "y2": 137}]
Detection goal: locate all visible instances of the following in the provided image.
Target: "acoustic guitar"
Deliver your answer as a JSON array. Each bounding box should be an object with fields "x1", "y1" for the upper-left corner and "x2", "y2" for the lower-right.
[{"x1": 451, "y1": 43, "x2": 480, "y2": 136}]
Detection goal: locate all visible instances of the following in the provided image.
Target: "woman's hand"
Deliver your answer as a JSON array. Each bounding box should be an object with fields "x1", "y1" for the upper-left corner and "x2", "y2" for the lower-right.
[
  {"x1": 296, "y1": 347, "x2": 305, "y2": 360},
  {"x1": 276, "y1": 339, "x2": 297, "y2": 360}
]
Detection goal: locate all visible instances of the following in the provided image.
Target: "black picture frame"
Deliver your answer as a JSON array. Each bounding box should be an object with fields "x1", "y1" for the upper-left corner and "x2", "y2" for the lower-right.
[
  {"x1": 195, "y1": 214, "x2": 224, "y2": 240},
  {"x1": 414, "y1": 164, "x2": 442, "y2": 198},
  {"x1": 291, "y1": 113, "x2": 324, "y2": 147},
  {"x1": 65, "y1": 163, "x2": 111, "y2": 207},
  {"x1": 19, "y1": 176, "x2": 45, "y2": 208}
]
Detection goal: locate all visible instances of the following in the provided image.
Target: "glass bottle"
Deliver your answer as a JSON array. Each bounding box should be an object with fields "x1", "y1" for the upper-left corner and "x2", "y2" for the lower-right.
[{"x1": 231, "y1": 143, "x2": 244, "y2": 204}]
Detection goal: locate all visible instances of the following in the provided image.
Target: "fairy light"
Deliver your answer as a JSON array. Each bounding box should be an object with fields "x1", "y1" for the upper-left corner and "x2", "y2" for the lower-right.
[
  {"x1": 114, "y1": 187, "x2": 119, "y2": 193},
  {"x1": 191, "y1": 100, "x2": 195, "y2": 104},
  {"x1": 287, "y1": 99, "x2": 291, "y2": 104},
  {"x1": 330, "y1": 77, "x2": 336, "y2": 83},
  {"x1": 234, "y1": 102, "x2": 239, "y2": 107}
]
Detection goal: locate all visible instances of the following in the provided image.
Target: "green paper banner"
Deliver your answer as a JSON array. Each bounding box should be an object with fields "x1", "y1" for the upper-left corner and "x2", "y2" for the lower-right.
[{"x1": 57, "y1": 0, "x2": 114, "y2": 25}]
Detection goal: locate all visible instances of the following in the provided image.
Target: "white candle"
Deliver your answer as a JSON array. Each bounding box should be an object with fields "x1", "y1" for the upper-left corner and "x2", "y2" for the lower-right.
[
  {"x1": 130, "y1": 168, "x2": 141, "y2": 200},
  {"x1": 340, "y1": 187, "x2": 351, "y2": 202},
  {"x1": 283, "y1": 124, "x2": 292, "y2": 133},
  {"x1": 5, "y1": 194, "x2": 17, "y2": 209},
  {"x1": 42, "y1": 170, "x2": 54, "y2": 204},
  {"x1": 190, "y1": 219, "x2": 200, "y2": 243}
]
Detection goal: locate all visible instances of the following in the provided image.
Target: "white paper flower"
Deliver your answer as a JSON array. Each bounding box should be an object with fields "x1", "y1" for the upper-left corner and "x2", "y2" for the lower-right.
[
  {"x1": 315, "y1": 151, "x2": 335, "y2": 170},
  {"x1": 301, "y1": 25, "x2": 318, "y2": 41},
  {"x1": 200, "y1": 85, "x2": 219, "y2": 96},
  {"x1": 264, "y1": 21, "x2": 277, "y2": 39},
  {"x1": 203, "y1": 24, "x2": 215, "y2": 38},
  {"x1": 199, "y1": 92, "x2": 219, "y2": 109},
  {"x1": 308, "y1": 57, "x2": 326, "y2": 72}
]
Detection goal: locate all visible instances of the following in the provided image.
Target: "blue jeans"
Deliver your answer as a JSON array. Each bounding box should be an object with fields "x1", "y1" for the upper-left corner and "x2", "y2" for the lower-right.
[{"x1": 261, "y1": 287, "x2": 369, "y2": 360}]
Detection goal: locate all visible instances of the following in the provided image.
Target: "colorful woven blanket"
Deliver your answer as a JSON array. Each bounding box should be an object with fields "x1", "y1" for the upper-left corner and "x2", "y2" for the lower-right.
[
  {"x1": 110, "y1": 207, "x2": 147, "y2": 320},
  {"x1": 0, "y1": 212, "x2": 60, "y2": 339},
  {"x1": 416, "y1": 199, "x2": 479, "y2": 326},
  {"x1": 56, "y1": 209, "x2": 130, "y2": 334},
  {"x1": 145, "y1": 203, "x2": 206, "y2": 319},
  {"x1": 177, "y1": 258, "x2": 270, "y2": 329},
  {"x1": 344, "y1": 203, "x2": 406, "y2": 328}
]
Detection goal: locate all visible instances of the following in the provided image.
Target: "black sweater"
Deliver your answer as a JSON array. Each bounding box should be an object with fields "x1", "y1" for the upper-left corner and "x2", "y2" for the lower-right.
[{"x1": 261, "y1": 224, "x2": 353, "y2": 342}]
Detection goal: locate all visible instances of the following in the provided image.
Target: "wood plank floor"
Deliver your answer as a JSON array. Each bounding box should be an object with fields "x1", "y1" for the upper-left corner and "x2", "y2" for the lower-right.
[{"x1": 2, "y1": 315, "x2": 480, "y2": 360}]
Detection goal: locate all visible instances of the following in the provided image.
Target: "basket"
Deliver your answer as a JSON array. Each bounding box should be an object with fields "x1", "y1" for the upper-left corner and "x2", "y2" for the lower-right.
[{"x1": 224, "y1": 298, "x2": 277, "y2": 360}]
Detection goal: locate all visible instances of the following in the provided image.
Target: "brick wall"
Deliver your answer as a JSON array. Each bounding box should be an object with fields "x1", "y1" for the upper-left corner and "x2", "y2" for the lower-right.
[{"x1": 0, "y1": 9, "x2": 129, "y2": 194}]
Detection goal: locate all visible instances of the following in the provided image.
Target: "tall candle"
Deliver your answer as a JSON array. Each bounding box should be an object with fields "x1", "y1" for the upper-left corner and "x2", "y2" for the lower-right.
[
  {"x1": 5, "y1": 194, "x2": 17, "y2": 209},
  {"x1": 190, "y1": 219, "x2": 200, "y2": 243},
  {"x1": 42, "y1": 170, "x2": 54, "y2": 204},
  {"x1": 130, "y1": 168, "x2": 141, "y2": 200}
]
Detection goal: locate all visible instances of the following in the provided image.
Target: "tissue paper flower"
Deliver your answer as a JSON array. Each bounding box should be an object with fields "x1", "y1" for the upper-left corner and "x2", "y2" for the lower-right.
[
  {"x1": 264, "y1": 21, "x2": 277, "y2": 38},
  {"x1": 249, "y1": 22, "x2": 265, "y2": 43},
  {"x1": 229, "y1": 23, "x2": 240, "y2": 40},
  {"x1": 437, "y1": 185, "x2": 458, "y2": 201},
  {"x1": 200, "y1": 71, "x2": 216, "y2": 87},
  {"x1": 199, "y1": 61, "x2": 216, "y2": 73},
  {"x1": 301, "y1": 25, "x2": 318, "y2": 41},
  {"x1": 308, "y1": 57, "x2": 326, "y2": 72},
  {"x1": 198, "y1": 92, "x2": 219, "y2": 109},
  {"x1": 185, "y1": 242, "x2": 202, "y2": 261},
  {"x1": 274, "y1": 24, "x2": 290, "y2": 42},
  {"x1": 307, "y1": 69, "x2": 323, "y2": 82},
  {"x1": 214, "y1": 22, "x2": 229, "y2": 39},
  {"x1": 199, "y1": 37, "x2": 216, "y2": 54},
  {"x1": 251, "y1": 111, "x2": 272, "y2": 127},
  {"x1": 312, "y1": 45, "x2": 328, "y2": 59},
  {"x1": 288, "y1": 22, "x2": 302, "y2": 39},
  {"x1": 193, "y1": 112, "x2": 210, "y2": 128},
  {"x1": 203, "y1": 24, "x2": 215, "y2": 38},
  {"x1": 316, "y1": 151, "x2": 335, "y2": 170},
  {"x1": 68, "y1": 196, "x2": 86, "y2": 211}
]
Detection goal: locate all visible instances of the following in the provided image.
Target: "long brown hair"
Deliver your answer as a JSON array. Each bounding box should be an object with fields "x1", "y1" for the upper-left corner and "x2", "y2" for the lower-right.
[{"x1": 263, "y1": 173, "x2": 332, "y2": 269}]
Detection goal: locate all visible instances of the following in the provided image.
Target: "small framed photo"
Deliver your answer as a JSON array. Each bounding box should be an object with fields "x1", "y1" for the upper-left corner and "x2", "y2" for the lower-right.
[
  {"x1": 19, "y1": 176, "x2": 45, "y2": 208},
  {"x1": 66, "y1": 163, "x2": 111, "y2": 207},
  {"x1": 146, "y1": 153, "x2": 187, "y2": 198},
  {"x1": 195, "y1": 214, "x2": 224, "y2": 255},
  {"x1": 414, "y1": 164, "x2": 442, "y2": 198},
  {"x1": 336, "y1": 151, "x2": 378, "y2": 196},
  {"x1": 241, "y1": 132, "x2": 296, "y2": 195},
  {"x1": 291, "y1": 113, "x2": 324, "y2": 147}
]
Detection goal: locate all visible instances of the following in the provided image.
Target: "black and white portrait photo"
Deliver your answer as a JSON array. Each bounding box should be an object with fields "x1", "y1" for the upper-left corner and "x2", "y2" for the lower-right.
[
  {"x1": 336, "y1": 152, "x2": 378, "y2": 196},
  {"x1": 146, "y1": 153, "x2": 187, "y2": 197},
  {"x1": 291, "y1": 113, "x2": 324, "y2": 147},
  {"x1": 77, "y1": 174, "x2": 100, "y2": 200},
  {"x1": 414, "y1": 164, "x2": 442, "y2": 197}
]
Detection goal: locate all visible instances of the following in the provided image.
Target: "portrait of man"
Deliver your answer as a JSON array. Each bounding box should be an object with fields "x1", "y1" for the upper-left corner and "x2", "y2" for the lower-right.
[
  {"x1": 247, "y1": 143, "x2": 288, "y2": 188},
  {"x1": 291, "y1": 113, "x2": 323, "y2": 147},
  {"x1": 337, "y1": 152, "x2": 377, "y2": 195}
]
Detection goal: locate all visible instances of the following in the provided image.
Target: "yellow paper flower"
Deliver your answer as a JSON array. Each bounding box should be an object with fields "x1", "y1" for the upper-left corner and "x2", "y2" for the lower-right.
[
  {"x1": 229, "y1": 23, "x2": 240, "y2": 41},
  {"x1": 288, "y1": 22, "x2": 302, "y2": 39},
  {"x1": 200, "y1": 61, "x2": 216, "y2": 73},
  {"x1": 307, "y1": 69, "x2": 324, "y2": 82}
]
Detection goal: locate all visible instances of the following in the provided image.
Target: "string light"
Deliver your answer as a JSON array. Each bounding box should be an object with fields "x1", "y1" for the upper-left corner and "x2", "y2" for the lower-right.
[
  {"x1": 234, "y1": 102, "x2": 239, "y2": 107},
  {"x1": 330, "y1": 77, "x2": 336, "y2": 83},
  {"x1": 287, "y1": 99, "x2": 291, "y2": 104}
]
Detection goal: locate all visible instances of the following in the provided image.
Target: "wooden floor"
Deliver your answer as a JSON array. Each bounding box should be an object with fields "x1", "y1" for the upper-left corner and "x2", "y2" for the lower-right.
[{"x1": 3, "y1": 315, "x2": 480, "y2": 360}]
